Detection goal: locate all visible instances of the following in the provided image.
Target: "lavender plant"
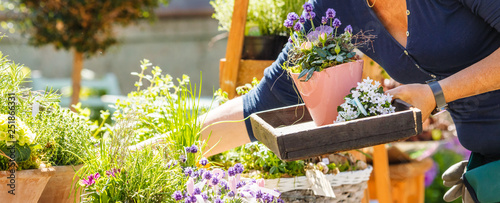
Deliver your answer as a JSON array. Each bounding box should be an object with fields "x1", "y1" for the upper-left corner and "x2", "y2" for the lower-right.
[{"x1": 173, "y1": 162, "x2": 284, "y2": 203}]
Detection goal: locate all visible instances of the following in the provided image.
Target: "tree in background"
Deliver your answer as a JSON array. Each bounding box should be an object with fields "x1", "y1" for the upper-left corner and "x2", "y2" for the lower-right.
[{"x1": 2, "y1": 0, "x2": 169, "y2": 109}]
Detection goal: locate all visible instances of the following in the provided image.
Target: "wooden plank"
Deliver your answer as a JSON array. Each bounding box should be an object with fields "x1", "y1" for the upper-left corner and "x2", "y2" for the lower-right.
[
  {"x1": 373, "y1": 144, "x2": 393, "y2": 203},
  {"x1": 220, "y1": 0, "x2": 250, "y2": 99},
  {"x1": 220, "y1": 59, "x2": 273, "y2": 98},
  {"x1": 250, "y1": 99, "x2": 422, "y2": 161}
]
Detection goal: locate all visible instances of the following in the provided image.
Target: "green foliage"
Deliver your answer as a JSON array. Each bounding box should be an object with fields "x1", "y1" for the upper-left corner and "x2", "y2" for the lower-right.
[
  {"x1": 425, "y1": 149, "x2": 464, "y2": 203},
  {"x1": 0, "y1": 48, "x2": 94, "y2": 169},
  {"x1": 30, "y1": 105, "x2": 95, "y2": 166},
  {"x1": 76, "y1": 117, "x2": 185, "y2": 203},
  {"x1": 210, "y1": 142, "x2": 306, "y2": 179},
  {"x1": 210, "y1": 0, "x2": 303, "y2": 36},
  {"x1": 111, "y1": 59, "x2": 209, "y2": 168},
  {"x1": 12, "y1": 0, "x2": 166, "y2": 56}
]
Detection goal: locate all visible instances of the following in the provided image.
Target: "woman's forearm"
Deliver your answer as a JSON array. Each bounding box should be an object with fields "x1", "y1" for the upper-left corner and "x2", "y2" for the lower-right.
[{"x1": 440, "y1": 47, "x2": 500, "y2": 103}]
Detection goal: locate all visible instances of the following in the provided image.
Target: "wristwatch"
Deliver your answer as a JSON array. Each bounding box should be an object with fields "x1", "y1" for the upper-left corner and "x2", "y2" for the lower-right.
[{"x1": 427, "y1": 79, "x2": 448, "y2": 114}]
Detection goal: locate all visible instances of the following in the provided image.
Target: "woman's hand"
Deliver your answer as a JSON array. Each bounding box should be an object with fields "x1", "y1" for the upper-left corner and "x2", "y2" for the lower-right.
[{"x1": 385, "y1": 84, "x2": 436, "y2": 123}]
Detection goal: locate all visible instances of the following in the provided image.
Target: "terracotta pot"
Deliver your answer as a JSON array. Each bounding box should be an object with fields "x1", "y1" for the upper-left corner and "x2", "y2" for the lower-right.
[
  {"x1": 38, "y1": 165, "x2": 83, "y2": 203},
  {"x1": 291, "y1": 60, "x2": 363, "y2": 126},
  {"x1": 0, "y1": 166, "x2": 55, "y2": 203}
]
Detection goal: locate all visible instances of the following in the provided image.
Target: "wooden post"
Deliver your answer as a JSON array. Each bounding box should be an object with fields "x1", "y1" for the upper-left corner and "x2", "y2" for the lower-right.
[
  {"x1": 372, "y1": 144, "x2": 393, "y2": 203},
  {"x1": 219, "y1": 0, "x2": 249, "y2": 98},
  {"x1": 70, "y1": 50, "x2": 83, "y2": 111}
]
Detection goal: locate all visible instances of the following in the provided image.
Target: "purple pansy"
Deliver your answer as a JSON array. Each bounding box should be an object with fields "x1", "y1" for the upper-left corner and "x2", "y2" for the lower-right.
[
  {"x1": 284, "y1": 19, "x2": 294, "y2": 28},
  {"x1": 333, "y1": 18, "x2": 341, "y2": 28},
  {"x1": 215, "y1": 197, "x2": 223, "y2": 203},
  {"x1": 288, "y1": 37, "x2": 293, "y2": 44},
  {"x1": 306, "y1": 25, "x2": 333, "y2": 42},
  {"x1": 179, "y1": 155, "x2": 186, "y2": 163},
  {"x1": 228, "y1": 191, "x2": 235, "y2": 197},
  {"x1": 287, "y1": 12, "x2": 299, "y2": 21},
  {"x1": 303, "y1": 2, "x2": 313, "y2": 12},
  {"x1": 326, "y1": 8, "x2": 336, "y2": 19}
]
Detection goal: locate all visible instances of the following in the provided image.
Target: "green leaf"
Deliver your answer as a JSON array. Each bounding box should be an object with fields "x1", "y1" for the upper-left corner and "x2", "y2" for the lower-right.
[
  {"x1": 325, "y1": 44, "x2": 336, "y2": 49},
  {"x1": 305, "y1": 68, "x2": 315, "y2": 81},
  {"x1": 270, "y1": 166, "x2": 277, "y2": 174},
  {"x1": 311, "y1": 60, "x2": 324, "y2": 65},
  {"x1": 0, "y1": 142, "x2": 31, "y2": 162},
  {"x1": 346, "y1": 52, "x2": 355, "y2": 58},
  {"x1": 327, "y1": 55, "x2": 336, "y2": 61},
  {"x1": 316, "y1": 48, "x2": 327, "y2": 58},
  {"x1": 298, "y1": 68, "x2": 309, "y2": 79},
  {"x1": 336, "y1": 55, "x2": 344, "y2": 62}
]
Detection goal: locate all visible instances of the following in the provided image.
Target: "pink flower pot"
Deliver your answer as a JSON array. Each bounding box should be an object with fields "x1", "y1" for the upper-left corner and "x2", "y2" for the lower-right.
[
  {"x1": 290, "y1": 60, "x2": 363, "y2": 126},
  {"x1": 38, "y1": 165, "x2": 83, "y2": 203}
]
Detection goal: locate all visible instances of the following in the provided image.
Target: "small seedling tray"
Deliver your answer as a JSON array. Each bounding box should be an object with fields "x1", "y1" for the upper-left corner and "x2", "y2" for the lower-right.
[{"x1": 250, "y1": 99, "x2": 422, "y2": 161}]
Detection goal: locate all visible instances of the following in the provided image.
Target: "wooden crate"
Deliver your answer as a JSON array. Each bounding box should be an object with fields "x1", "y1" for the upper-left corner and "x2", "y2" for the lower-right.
[{"x1": 250, "y1": 99, "x2": 422, "y2": 161}]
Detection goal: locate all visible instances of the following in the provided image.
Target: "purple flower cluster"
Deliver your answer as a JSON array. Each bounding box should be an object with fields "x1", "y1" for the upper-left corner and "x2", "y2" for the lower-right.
[
  {"x1": 81, "y1": 172, "x2": 100, "y2": 187},
  {"x1": 105, "y1": 168, "x2": 121, "y2": 178},
  {"x1": 326, "y1": 8, "x2": 336, "y2": 19},
  {"x1": 287, "y1": 12, "x2": 299, "y2": 21},
  {"x1": 332, "y1": 18, "x2": 341, "y2": 28},
  {"x1": 303, "y1": 2, "x2": 313, "y2": 12},
  {"x1": 185, "y1": 144, "x2": 198, "y2": 153},
  {"x1": 283, "y1": 19, "x2": 294, "y2": 28},
  {"x1": 173, "y1": 164, "x2": 283, "y2": 202},
  {"x1": 200, "y1": 157, "x2": 208, "y2": 166},
  {"x1": 344, "y1": 25, "x2": 353, "y2": 33}
]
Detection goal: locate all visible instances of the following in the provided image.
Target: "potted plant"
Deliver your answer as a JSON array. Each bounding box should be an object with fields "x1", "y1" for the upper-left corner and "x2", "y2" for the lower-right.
[
  {"x1": 283, "y1": 3, "x2": 373, "y2": 126},
  {"x1": 210, "y1": 0, "x2": 303, "y2": 60},
  {"x1": 0, "y1": 53, "x2": 56, "y2": 202},
  {"x1": 34, "y1": 104, "x2": 96, "y2": 203}
]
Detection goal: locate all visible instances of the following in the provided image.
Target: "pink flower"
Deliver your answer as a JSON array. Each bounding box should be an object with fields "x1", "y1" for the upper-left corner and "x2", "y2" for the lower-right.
[
  {"x1": 186, "y1": 177, "x2": 195, "y2": 196},
  {"x1": 257, "y1": 178, "x2": 265, "y2": 187},
  {"x1": 212, "y1": 168, "x2": 225, "y2": 179},
  {"x1": 300, "y1": 42, "x2": 313, "y2": 52},
  {"x1": 228, "y1": 176, "x2": 237, "y2": 192}
]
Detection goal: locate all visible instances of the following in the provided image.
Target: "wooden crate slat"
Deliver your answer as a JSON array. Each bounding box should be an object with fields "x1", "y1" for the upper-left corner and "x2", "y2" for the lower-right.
[{"x1": 250, "y1": 99, "x2": 422, "y2": 161}]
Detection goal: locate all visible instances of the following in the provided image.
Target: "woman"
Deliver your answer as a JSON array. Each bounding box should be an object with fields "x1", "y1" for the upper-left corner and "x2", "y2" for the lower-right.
[{"x1": 202, "y1": 0, "x2": 500, "y2": 201}]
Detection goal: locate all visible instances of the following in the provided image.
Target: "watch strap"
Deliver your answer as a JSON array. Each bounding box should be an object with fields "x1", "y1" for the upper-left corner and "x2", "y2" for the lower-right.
[{"x1": 428, "y1": 80, "x2": 448, "y2": 112}]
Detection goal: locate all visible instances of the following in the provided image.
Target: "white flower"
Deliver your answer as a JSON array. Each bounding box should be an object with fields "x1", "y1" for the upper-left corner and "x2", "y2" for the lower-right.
[
  {"x1": 369, "y1": 106, "x2": 377, "y2": 114},
  {"x1": 361, "y1": 95, "x2": 370, "y2": 102},
  {"x1": 363, "y1": 77, "x2": 373, "y2": 84},
  {"x1": 376, "y1": 105, "x2": 384, "y2": 113},
  {"x1": 351, "y1": 90, "x2": 361, "y2": 98},
  {"x1": 374, "y1": 80, "x2": 381, "y2": 88}
]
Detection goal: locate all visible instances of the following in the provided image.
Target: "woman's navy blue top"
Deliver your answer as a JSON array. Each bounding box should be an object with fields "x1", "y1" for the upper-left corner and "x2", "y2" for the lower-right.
[{"x1": 242, "y1": 0, "x2": 500, "y2": 158}]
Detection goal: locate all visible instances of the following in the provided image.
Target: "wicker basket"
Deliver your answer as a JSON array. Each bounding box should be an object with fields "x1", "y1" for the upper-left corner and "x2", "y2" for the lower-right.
[{"x1": 264, "y1": 166, "x2": 373, "y2": 203}]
